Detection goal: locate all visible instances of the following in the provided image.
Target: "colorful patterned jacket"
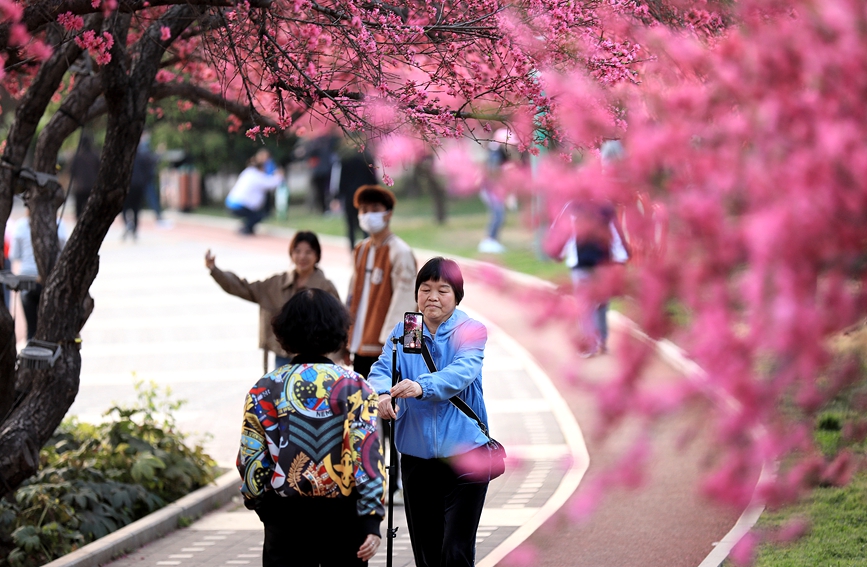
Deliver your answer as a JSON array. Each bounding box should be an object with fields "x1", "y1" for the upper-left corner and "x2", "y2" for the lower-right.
[{"x1": 237, "y1": 358, "x2": 385, "y2": 535}]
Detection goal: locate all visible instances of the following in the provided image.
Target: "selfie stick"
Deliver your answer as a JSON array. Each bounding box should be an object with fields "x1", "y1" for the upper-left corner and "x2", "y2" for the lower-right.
[{"x1": 386, "y1": 336, "x2": 400, "y2": 567}]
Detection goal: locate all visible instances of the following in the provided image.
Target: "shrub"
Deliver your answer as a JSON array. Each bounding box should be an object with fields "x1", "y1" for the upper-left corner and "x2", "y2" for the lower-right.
[{"x1": 0, "y1": 381, "x2": 218, "y2": 567}]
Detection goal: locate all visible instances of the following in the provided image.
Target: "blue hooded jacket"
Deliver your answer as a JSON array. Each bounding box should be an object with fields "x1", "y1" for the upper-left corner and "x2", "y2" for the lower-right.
[{"x1": 368, "y1": 308, "x2": 490, "y2": 459}]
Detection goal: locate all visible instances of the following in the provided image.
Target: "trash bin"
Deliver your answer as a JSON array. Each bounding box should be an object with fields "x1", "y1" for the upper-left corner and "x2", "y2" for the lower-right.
[{"x1": 161, "y1": 167, "x2": 201, "y2": 212}]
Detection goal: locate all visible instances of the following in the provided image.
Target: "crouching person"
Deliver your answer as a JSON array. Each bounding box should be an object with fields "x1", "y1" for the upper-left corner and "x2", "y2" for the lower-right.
[{"x1": 237, "y1": 289, "x2": 385, "y2": 566}]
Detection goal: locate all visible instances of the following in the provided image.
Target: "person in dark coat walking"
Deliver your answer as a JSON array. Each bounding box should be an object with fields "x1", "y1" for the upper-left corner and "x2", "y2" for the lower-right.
[
  {"x1": 334, "y1": 141, "x2": 378, "y2": 250},
  {"x1": 306, "y1": 130, "x2": 339, "y2": 214},
  {"x1": 68, "y1": 133, "x2": 101, "y2": 220},
  {"x1": 123, "y1": 134, "x2": 158, "y2": 241}
]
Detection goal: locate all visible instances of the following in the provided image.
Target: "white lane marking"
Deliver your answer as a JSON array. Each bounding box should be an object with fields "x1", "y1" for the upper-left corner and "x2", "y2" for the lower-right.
[
  {"x1": 478, "y1": 507, "x2": 540, "y2": 526},
  {"x1": 464, "y1": 312, "x2": 590, "y2": 567}
]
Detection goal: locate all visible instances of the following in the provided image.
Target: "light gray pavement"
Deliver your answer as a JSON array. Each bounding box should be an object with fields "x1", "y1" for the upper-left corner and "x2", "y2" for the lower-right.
[{"x1": 61, "y1": 212, "x2": 589, "y2": 567}]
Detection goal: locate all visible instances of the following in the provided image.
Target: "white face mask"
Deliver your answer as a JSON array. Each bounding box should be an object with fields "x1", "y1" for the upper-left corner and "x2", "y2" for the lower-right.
[{"x1": 359, "y1": 211, "x2": 389, "y2": 234}]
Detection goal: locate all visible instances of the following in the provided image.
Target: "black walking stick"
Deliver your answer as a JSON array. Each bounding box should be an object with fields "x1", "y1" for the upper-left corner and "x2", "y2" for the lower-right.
[{"x1": 386, "y1": 335, "x2": 400, "y2": 567}]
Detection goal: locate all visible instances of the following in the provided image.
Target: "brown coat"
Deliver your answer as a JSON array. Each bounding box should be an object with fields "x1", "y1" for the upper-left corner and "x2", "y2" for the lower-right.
[
  {"x1": 209, "y1": 266, "x2": 340, "y2": 357},
  {"x1": 348, "y1": 234, "x2": 417, "y2": 356}
]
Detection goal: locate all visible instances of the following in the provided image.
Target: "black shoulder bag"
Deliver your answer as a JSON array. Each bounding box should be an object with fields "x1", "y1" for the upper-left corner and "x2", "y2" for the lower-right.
[{"x1": 421, "y1": 342, "x2": 506, "y2": 481}]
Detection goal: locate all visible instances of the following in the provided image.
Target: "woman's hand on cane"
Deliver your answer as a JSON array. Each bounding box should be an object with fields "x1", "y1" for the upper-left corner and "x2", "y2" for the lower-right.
[
  {"x1": 357, "y1": 534, "x2": 381, "y2": 560},
  {"x1": 378, "y1": 394, "x2": 397, "y2": 420}
]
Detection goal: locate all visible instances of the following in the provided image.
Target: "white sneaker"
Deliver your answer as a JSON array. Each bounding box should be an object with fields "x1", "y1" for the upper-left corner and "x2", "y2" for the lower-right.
[
  {"x1": 390, "y1": 489, "x2": 404, "y2": 506},
  {"x1": 478, "y1": 238, "x2": 506, "y2": 254}
]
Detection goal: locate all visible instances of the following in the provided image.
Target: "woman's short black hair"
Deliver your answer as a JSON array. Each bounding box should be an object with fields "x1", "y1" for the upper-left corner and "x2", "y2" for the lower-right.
[
  {"x1": 272, "y1": 289, "x2": 350, "y2": 355},
  {"x1": 290, "y1": 231, "x2": 322, "y2": 263},
  {"x1": 415, "y1": 257, "x2": 464, "y2": 305}
]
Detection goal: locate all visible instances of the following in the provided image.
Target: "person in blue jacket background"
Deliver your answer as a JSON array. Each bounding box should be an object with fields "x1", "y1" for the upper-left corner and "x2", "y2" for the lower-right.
[{"x1": 369, "y1": 257, "x2": 491, "y2": 567}]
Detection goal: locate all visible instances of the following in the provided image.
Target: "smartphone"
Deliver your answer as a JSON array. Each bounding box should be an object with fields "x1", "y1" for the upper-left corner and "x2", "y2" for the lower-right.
[{"x1": 403, "y1": 311, "x2": 423, "y2": 354}]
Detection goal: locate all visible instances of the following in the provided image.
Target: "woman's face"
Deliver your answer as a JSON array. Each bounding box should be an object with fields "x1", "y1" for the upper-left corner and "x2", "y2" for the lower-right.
[
  {"x1": 291, "y1": 241, "x2": 317, "y2": 275},
  {"x1": 417, "y1": 278, "x2": 457, "y2": 328}
]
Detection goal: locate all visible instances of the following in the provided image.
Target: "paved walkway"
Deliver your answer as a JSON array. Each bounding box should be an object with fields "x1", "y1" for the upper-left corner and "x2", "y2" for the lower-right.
[
  {"x1": 43, "y1": 208, "x2": 743, "y2": 567},
  {"x1": 65, "y1": 212, "x2": 588, "y2": 567}
]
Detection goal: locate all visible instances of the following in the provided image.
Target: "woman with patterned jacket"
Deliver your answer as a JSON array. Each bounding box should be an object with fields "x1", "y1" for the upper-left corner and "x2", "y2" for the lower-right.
[
  {"x1": 368, "y1": 257, "x2": 491, "y2": 567},
  {"x1": 237, "y1": 289, "x2": 385, "y2": 567}
]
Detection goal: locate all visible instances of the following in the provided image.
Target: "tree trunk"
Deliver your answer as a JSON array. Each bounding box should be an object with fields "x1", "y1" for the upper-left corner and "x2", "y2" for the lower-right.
[
  {"x1": 0, "y1": 28, "x2": 82, "y2": 432},
  {"x1": 0, "y1": 5, "x2": 202, "y2": 498}
]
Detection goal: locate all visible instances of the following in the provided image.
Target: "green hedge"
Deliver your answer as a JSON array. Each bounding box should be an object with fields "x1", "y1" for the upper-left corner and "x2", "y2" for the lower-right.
[{"x1": 0, "y1": 381, "x2": 218, "y2": 567}]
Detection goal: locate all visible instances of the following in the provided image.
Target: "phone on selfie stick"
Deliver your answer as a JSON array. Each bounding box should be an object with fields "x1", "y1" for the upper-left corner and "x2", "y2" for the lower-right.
[
  {"x1": 402, "y1": 311, "x2": 423, "y2": 354},
  {"x1": 387, "y1": 311, "x2": 424, "y2": 567}
]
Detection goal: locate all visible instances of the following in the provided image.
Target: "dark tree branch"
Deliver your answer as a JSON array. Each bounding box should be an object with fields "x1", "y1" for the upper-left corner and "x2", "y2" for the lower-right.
[
  {"x1": 0, "y1": 3, "x2": 207, "y2": 500},
  {"x1": 151, "y1": 81, "x2": 281, "y2": 125},
  {"x1": 0, "y1": 24, "x2": 88, "y2": 495},
  {"x1": 1, "y1": 0, "x2": 271, "y2": 56}
]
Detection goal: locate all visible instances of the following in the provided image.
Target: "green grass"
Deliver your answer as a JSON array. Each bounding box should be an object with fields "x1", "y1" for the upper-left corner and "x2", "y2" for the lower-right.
[
  {"x1": 196, "y1": 192, "x2": 570, "y2": 282},
  {"x1": 749, "y1": 471, "x2": 867, "y2": 567},
  {"x1": 724, "y1": 324, "x2": 867, "y2": 567},
  {"x1": 732, "y1": 403, "x2": 867, "y2": 566}
]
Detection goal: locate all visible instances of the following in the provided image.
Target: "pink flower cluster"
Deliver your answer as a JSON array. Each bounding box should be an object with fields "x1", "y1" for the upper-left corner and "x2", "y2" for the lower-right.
[
  {"x1": 57, "y1": 12, "x2": 85, "y2": 32},
  {"x1": 481, "y1": 0, "x2": 867, "y2": 560},
  {"x1": 245, "y1": 125, "x2": 277, "y2": 140},
  {"x1": 74, "y1": 30, "x2": 114, "y2": 65}
]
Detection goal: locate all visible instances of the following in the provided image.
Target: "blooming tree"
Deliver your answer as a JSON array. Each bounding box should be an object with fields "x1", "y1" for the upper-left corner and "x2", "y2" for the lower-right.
[
  {"x1": 0, "y1": 0, "x2": 664, "y2": 497},
  {"x1": 4, "y1": 0, "x2": 852, "y2": 561},
  {"x1": 492, "y1": 0, "x2": 867, "y2": 561}
]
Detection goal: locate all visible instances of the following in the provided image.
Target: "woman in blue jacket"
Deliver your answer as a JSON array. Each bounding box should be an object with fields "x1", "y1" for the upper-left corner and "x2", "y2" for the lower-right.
[{"x1": 369, "y1": 257, "x2": 491, "y2": 567}]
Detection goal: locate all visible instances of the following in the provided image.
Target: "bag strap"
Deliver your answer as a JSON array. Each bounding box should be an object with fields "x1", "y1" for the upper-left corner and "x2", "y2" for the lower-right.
[{"x1": 421, "y1": 341, "x2": 490, "y2": 438}]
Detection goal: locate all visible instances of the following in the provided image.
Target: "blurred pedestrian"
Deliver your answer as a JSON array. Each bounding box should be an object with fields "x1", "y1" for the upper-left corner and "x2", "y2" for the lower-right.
[
  {"x1": 237, "y1": 289, "x2": 384, "y2": 567},
  {"x1": 225, "y1": 149, "x2": 283, "y2": 235},
  {"x1": 543, "y1": 141, "x2": 630, "y2": 356},
  {"x1": 411, "y1": 151, "x2": 447, "y2": 224},
  {"x1": 544, "y1": 201, "x2": 628, "y2": 357},
  {"x1": 123, "y1": 133, "x2": 158, "y2": 241},
  {"x1": 137, "y1": 132, "x2": 167, "y2": 226},
  {"x1": 67, "y1": 132, "x2": 100, "y2": 220},
  {"x1": 9, "y1": 205, "x2": 69, "y2": 339},
  {"x1": 478, "y1": 128, "x2": 514, "y2": 254},
  {"x1": 306, "y1": 129, "x2": 339, "y2": 214},
  {"x1": 334, "y1": 141, "x2": 378, "y2": 250},
  {"x1": 205, "y1": 231, "x2": 340, "y2": 371}
]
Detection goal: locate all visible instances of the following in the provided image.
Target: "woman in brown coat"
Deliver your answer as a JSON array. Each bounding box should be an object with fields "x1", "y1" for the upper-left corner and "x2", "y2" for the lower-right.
[{"x1": 205, "y1": 231, "x2": 340, "y2": 369}]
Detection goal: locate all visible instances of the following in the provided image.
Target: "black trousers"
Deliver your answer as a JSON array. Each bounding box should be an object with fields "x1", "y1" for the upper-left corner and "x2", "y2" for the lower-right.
[
  {"x1": 401, "y1": 454, "x2": 489, "y2": 567},
  {"x1": 351, "y1": 354, "x2": 378, "y2": 379},
  {"x1": 257, "y1": 493, "x2": 368, "y2": 567},
  {"x1": 20, "y1": 284, "x2": 42, "y2": 340},
  {"x1": 342, "y1": 197, "x2": 365, "y2": 251},
  {"x1": 74, "y1": 191, "x2": 90, "y2": 220}
]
